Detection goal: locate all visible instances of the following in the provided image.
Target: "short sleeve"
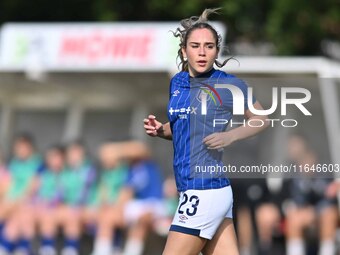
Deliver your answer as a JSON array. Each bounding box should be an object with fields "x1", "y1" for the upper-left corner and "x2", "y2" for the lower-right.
[
  {"x1": 220, "y1": 75, "x2": 256, "y2": 112},
  {"x1": 169, "y1": 76, "x2": 174, "y2": 100},
  {"x1": 234, "y1": 78, "x2": 256, "y2": 110}
]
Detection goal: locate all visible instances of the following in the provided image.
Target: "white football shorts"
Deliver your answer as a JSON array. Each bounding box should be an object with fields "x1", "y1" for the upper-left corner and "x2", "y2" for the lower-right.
[
  {"x1": 170, "y1": 185, "x2": 233, "y2": 240},
  {"x1": 124, "y1": 198, "x2": 167, "y2": 224}
]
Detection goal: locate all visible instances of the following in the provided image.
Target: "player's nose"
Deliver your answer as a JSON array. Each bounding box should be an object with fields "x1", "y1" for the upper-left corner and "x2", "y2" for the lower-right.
[{"x1": 198, "y1": 46, "x2": 206, "y2": 56}]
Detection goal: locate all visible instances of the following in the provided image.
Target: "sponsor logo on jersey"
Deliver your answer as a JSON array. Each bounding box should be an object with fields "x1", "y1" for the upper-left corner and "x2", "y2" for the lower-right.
[
  {"x1": 179, "y1": 215, "x2": 188, "y2": 220},
  {"x1": 173, "y1": 90, "x2": 180, "y2": 96}
]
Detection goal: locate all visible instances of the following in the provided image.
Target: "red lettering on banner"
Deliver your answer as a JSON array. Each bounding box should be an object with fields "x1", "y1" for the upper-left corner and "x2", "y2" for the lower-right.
[
  {"x1": 86, "y1": 32, "x2": 105, "y2": 62},
  {"x1": 110, "y1": 36, "x2": 133, "y2": 59},
  {"x1": 60, "y1": 37, "x2": 84, "y2": 56},
  {"x1": 59, "y1": 31, "x2": 153, "y2": 64}
]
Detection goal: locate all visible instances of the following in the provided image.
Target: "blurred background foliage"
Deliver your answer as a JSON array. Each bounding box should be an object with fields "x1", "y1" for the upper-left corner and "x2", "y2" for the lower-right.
[{"x1": 0, "y1": 0, "x2": 339, "y2": 55}]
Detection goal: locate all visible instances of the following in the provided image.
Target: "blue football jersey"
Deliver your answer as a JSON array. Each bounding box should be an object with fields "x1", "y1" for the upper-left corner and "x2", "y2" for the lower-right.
[
  {"x1": 125, "y1": 160, "x2": 163, "y2": 200},
  {"x1": 167, "y1": 68, "x2": 255, "y2": 191}
]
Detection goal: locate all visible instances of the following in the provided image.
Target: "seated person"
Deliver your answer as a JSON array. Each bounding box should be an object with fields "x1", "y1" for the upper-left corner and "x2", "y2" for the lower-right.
[{"x1": 92, "y1": 141, "x2": 165, "y2": 255}]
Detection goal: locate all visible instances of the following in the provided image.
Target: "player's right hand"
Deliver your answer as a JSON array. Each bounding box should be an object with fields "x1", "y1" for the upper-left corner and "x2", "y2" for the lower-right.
[{"x1": 143, "y1": 115, "x2": 164, "y2": 137}]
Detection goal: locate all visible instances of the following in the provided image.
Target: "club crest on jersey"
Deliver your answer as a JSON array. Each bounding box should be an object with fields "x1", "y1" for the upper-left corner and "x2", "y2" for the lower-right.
[
  {"x1": 196, "y1": 86, "x2": 222, "y2": 106},
  {"x1": 196, "y1": 88, "x2": 211, "y2": 103}
]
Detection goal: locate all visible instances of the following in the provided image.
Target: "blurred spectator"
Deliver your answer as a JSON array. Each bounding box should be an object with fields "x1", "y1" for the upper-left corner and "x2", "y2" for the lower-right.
[
  {"x1": 0, "y1": 148, "x2": 10, "y2": 200},
  {"x1": 232, "y1": 178, "x2": 256, "y2": 255},
  {"x1": 225, "y1": 136, "x2": 267, "y2": 255},
  {"x1": 35, "y1": 145, "x2": 66, "y2": 255},
  {"x1": 84, "y1": 141, "x2": 129, "y2": 254},
  {"x1": 153, "y1": 177, "x2": 178, "y2": 237},
  {"x1": 57, "y1": 140, "x2": 96, "y2": 255},
  {"x1": 92, "y1": 141, "x2": 165, "y2": 255},
  {"x1": 285, "y1": 134, "x2": 338, "y2": 255},
  {"x1": 0, "y1": 133, "x2": 43, "y2": 255},
  {"x1": 121, "y1": 159, "x2": 164, "y2": 255},
  {"x1": 0, "y1": 148, "x2": 11, "y2": 254},
  {"x1": 254, "y1": 179, "x2": 288, "y2": 255}
]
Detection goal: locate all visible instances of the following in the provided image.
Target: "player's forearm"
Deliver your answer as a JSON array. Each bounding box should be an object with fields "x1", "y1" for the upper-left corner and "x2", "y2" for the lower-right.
[
  {"x1": 103, "y1": 141, "x2": 150, "y2": 161},
  {"x1": 157, "y1": 122, "x2": 172, "y2": 140},
  {"x1": 228, "y1": 115, "x2": 269, "y2": 143},
  {"x1": 121, "y1": 141, "x2": 151, "y2": 159}
]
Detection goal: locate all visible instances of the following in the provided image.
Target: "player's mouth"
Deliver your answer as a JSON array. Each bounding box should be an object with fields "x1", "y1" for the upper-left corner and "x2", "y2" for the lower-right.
[{"x1": 197, "y1": 60, "x2": 207, "y2": 67}]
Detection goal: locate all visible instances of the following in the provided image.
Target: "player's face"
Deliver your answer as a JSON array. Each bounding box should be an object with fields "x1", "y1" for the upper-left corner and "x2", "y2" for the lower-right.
[
  {"x1": 46, "y1": 149, "x2": 64, "y2": 172},
  {"x1": 14, "y1": 140, "x2": 33, "y2": 160},
  {"x1": 67, "y1": 145, "x2": 85, "y2": 168},
  {"x1": 182, "y1": 28, "x2": 218, "y2": 77},
  {"x1": 99, "y1": 146, "x2": 119, "y2": 170}
]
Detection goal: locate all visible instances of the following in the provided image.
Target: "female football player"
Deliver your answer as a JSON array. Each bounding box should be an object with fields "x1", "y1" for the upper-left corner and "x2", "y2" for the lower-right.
[{"x1": 144, "y1": 8, "x2": 269, "y2": 255}]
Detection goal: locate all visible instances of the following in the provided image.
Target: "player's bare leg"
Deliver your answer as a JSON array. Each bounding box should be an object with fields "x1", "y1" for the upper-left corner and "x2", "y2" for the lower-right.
[
  {"x1": 318, "y1": 206, "x2": 338, "y2": 255},
  {"x1": 37, "y1": 206, "x2": 59, "y2": 255},
  {"x1": 286, "y1": 206, "x2": 315, "y2": 255},
  {"x1": 2, "y1": 211, "x2": 20, "y2": 254},
  {"x1": 16, "y1": 204, "x2": 36, "y2": 254},
  {"x1": 92, "y1": 206, "x2": 123, "y2": 255},
  {"x1": 123, "y1": 212, "x2": 153, "y2": 255},
  {"x1": 59, "y1": 206, "x2": 82, "y2": 255},
  {"x1": 236, "y1": 208, "x2": 252, "y2": 255},
  {"x1": 162, "y1": 231, "x2": 206, "y2": 255},
  {"x1": 255, "y1": 203, "x2": 280, "y2": 254},
  {"x1": 202, "y1": 218, "x2": 239, "y2": 255}
]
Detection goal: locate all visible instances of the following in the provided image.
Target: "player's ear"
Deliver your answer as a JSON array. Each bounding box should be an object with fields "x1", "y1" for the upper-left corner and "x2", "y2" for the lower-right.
[{"x1": 181, "y1": 47, "x2": 187, "y2": 59}]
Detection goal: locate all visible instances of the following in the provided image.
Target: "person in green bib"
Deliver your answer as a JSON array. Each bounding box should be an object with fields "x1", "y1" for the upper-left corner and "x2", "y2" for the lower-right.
[
  {"x1": 57, "y1": 140, "x2": 96, "y2": 255},
  {"x1": 83, "y1": 142, "x2": 129, "y2": 222},
  {"x1": 0, "y1": 134, "x2": 43, "y2": 255},
  {"x1": 35, "y1": 145, "x2": 66, "y2": 255},
  {"x1": 83, "y1": 142, "x2": 129, "y2": 255}
]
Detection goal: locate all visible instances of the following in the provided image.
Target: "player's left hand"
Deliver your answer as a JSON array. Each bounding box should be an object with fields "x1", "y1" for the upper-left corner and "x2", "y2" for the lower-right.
[{"x1": 203, "y1": 132, "x2": 236, "y2": 150}]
